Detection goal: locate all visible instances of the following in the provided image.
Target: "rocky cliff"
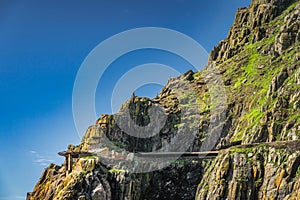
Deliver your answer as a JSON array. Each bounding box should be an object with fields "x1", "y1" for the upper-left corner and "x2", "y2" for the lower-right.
[{"x1": 28, "y1": 0, "x2": 300, "y2": 199}]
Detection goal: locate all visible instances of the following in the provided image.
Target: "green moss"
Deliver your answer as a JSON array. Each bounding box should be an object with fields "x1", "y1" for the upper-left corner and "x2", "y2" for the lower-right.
[
  {"x1": 269, "y1": 160, "x2": 279, "y2": 167},
  {"x1": 80, "y1": 171, "x2": 87, "y2": 177},
  {"x1": 83, "y1": 156, "x2": 98, "y2": 160},
  {"x1": 203, "y1": 185, "x2": 209, "y2": 191},
  {"x1": 297, "y1": 166, "x2": 300, "y2": 177},
  {"x1": 233, "y1": 77, "x2": 245, "y2": 89},
  {"x1": 193, "y1": 72, "x2": 201, "y2": 80},
  {"x1": 258, "y1": 94, "x2": 267, "y2": 106},
  {"x1": 181, "y1": 103, "x2": 191, "y2": 108},
  {"x1": 255, "y1": 178, "x2": 263, "y2": 186},
  {"x1": 287, "y1": 76, "x2": 295, "y2": 84},
  {"x1": 245, "y1": 53, "x2": 259, "y2": 76},
  {"x1": 108, "y1": 168, "x2": 125, "y2": 174},
  {"x1": 113, "y1": 141, "x2": 127, "y2": 149},
  {"x1": 174, "y1": 123, "x2": 186, "y2": 129},
  {"x1": 242, "y1": 108, "x2": 263, "y2": 124},
  {"x1": 234, "y1": 177, "x2": 248, "y2": 183},
  {"x1": 232, "y1": 48, "x2": 266, "y2": 89},
  {"x1": 284, "y1": 1, "x2": 299, "y2": 16},
  {"x1": 231, "y1": 131, "x2": 244, "y2": 143},
  {"x1": 229, "y1": 147, "x2": 253, "y2": 154},
  {"x1": 263, "y1": 34, "x2": 276, "y2": 46},
  {"x1": 287, "y1": 112, "x2": 300, "y2": 123},
  {"x1": 199, "y1": 92, "x2": 210, "y2": 112}
]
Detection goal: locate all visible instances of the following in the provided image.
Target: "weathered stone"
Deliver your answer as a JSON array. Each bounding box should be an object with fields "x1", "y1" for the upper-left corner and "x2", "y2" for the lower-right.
[
  {"x1": 267, "y1": 68, "x2": 289, "y2": 98},
  {"x1": 275, "y1": 3, "x2": 300, "y2": 54},
  {"x1": 211, "y1": 0, "x2": 294, "y2": 62}
]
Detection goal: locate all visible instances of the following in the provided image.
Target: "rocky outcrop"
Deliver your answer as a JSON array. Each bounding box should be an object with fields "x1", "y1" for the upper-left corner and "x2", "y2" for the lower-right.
[
  {"x1": 28, "y1": 158, "x2": 202, "y2": 200},
  {"x1": 195, "y1": 0, "x2": 300, "y2": 199},
  {"x1": 275, "y1": 3, "x2": 300, "y2": 54},
  {"x1": 196, "y1": 141, "x2": 300, "y2": 200},
  {"x1": 29, "y1": 0, "x2": 300, "y2": 199},
  {"x1": 81, "y1": 72, "x2": 212, "y2": 153},
  {"x1": 210, "y1": 0, "x2": 295, "y2": 62}
]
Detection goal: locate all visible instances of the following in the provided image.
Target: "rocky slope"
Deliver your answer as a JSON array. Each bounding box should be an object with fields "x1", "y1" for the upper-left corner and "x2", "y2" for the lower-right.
[{"x1": 28, "y1": 0, "x2": 300, "y2": 199}]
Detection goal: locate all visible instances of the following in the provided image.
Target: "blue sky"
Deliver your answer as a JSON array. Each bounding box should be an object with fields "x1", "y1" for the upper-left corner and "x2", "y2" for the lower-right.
[{"x1": 0, "y1": 0, "x2": 251, "y2": 199}]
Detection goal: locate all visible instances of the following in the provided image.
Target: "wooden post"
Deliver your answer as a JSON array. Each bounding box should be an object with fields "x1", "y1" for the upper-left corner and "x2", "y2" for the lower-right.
[{"x1": 67, "y1": 154, "x2": 71, "y2": 172}]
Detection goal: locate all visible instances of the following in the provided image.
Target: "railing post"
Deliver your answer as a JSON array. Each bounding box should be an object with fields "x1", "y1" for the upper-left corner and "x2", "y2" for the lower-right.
[{"x1": 68, "y1": 154, "x2": 71, "y2": 173}]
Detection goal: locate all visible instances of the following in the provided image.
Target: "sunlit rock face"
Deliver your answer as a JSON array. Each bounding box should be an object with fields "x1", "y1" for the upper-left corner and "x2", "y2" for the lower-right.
[
  {"x1": 210, "y1": 0, "x2": 295, "y2": 62},
  {"x1": 196, "y1": 141, "x2": 300, "y2": 200},
  {"x1": 28, "y1": 0, "x2": 300, "y2": 199}
]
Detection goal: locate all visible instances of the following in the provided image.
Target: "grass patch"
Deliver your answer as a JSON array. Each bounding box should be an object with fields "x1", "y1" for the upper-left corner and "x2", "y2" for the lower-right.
[
  {"x1": 288, "y1": 112, "x2": 300, "y2": 123},
  {"x1": 245, "y1": 53, "x2": 259, "y2": 76},
  {"x1": 242, "y1": 108, "x2": 263, "y2": 124}
]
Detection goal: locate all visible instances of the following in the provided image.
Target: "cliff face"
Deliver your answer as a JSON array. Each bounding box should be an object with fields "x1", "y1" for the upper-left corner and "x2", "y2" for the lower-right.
[
  {"x1": 210, "y1": 0, "x2": 296, "y2": 61},
  {"x1": 197, "y1": 0, "x2": 300, "y2": 199},
  {"x1": 28, "y1": 0, "x2": 300, "y2": 199},
  {"x1": 196, "y1": 141, "x2": 300, "y2": 199}
]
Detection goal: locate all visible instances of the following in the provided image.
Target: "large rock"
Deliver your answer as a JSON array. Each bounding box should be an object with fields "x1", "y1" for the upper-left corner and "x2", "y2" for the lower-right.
[
  {"x1": 196, "y1": 142, "x2": 300, "y2": 200},
  {"x1": 275, "y1": 4, "x2": 300, "y2": 54},
  {"x1": 210, "y1": 0, "x2": 294, "y2": 62}
]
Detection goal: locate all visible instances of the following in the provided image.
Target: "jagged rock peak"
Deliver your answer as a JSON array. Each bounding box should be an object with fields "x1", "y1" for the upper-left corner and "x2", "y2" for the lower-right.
[{"x1": 210, "y1": 0, "x2": 295, "y2": 62}]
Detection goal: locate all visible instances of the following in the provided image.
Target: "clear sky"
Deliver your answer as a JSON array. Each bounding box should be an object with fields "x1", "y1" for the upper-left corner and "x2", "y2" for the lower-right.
[{"x1": 0, "y1": 0, "x2": 251, "y2": 199}]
